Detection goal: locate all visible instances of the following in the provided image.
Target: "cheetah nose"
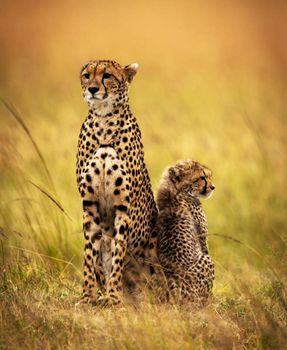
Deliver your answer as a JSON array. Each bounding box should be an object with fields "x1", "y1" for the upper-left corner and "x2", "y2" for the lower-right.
[
  {"x1": 88, "y1": 86, "x2": 99, "y2": 95},
  {"x1": 210, "y1": 185, "x2": 215, "y2": 191}
]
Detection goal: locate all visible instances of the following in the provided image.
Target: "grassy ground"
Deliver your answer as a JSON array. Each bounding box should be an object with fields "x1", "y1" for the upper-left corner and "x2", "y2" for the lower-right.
[{"x1": 0, "y1": 1, "x2": 287, "y2": 349}]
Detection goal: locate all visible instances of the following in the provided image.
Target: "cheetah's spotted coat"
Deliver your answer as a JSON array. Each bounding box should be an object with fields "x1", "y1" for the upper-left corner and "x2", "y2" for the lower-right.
[
  {"x1": 76, "y1": 60, "x2": 157, "y2": 306},
  {"x1": 152, "y1": 160, "x2": 215, "y2": 306}
]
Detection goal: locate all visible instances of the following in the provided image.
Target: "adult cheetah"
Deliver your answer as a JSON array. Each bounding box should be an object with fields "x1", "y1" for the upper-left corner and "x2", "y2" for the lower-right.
[
  {"x1": 76, "y1": 60, "x2": 157, "y2": 306},
  {"x1": 151, "y1": 159, "x2": 215, "y2": 306}
]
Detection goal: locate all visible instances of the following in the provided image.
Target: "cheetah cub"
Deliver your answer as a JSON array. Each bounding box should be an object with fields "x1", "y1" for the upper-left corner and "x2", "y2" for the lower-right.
[{"x1": 153, "y1": 159, "x2": 215, "y2": 306}]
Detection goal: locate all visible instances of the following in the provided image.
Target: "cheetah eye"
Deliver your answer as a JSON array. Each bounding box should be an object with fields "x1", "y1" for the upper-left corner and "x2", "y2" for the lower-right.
[
  {"x1": 83, "y1": 73, "x2": 90, "y2": 79},
  {"x1": 103, "y1": 72, "x2": 112, "y2": 79},
  {"x1": 200, "y1": 176, "x2": 206, "y2": 180}
]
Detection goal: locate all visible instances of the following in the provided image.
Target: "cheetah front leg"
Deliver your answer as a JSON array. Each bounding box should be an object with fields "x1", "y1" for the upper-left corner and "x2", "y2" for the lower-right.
[
  {"x1": 80, "y1": 201, "x2": 106, "y2": 304},
  {"x1": 105, "y1": 209, "x2": 130, "y2": 306}
]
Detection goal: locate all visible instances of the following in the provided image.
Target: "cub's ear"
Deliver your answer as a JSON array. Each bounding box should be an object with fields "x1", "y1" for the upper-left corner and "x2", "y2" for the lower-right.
[
  {"x1": 168, "y1": 167, "x2": 181, "y2": 183},
  {"x1": 123, "y1": 63, "x2": 139, "y2": 83}
]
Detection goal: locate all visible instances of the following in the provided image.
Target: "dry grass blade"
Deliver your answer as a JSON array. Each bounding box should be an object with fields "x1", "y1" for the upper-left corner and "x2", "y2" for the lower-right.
[
  {"x1": 209, "y1": 232, "x2": 243, "y2": 245},
  {"x1": 210, "y1": 232, "x2": 262, "y2": 257},
  {"x1": 28, "y1": 180, "x2": 72, "y2": 221},
  {"x1": 0, "y1": 227, "x2": 8, "y2": 238},
  {"x1": 241, "y1": 108, "x2": 269, "y2": 168},
  {"x1": 10, "y1": 197, "x2": 39, "y2": 204},
  {"x1": 210, "y1": 232, "x2": 284, "y2": 281},
  {"x1": 0, "y1": 240, "x2": 5, "y2": 265},
  {"x1": 9, "y1": 245, "x2": 80, "y2": 274},
  {"x1": 12, "y1": 230, "x2": 23, "y2": 237},
  {"x1": 0, "y1": 97, "x2": 56, "y2": 193}
]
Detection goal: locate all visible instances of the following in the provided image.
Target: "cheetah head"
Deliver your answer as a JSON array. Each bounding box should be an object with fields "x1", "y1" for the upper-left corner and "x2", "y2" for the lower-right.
[
  {"x1": 80, "y1": 60, "x2": 138, "y2": 116},
  {"x1": 168, "y1": 159, "x2": 215, "y2": 199}
]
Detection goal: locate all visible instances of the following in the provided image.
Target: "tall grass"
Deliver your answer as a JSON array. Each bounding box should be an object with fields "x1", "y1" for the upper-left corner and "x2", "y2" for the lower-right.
[{"x1": 1, "y1": 0, "x2": 287, "y2": 349}]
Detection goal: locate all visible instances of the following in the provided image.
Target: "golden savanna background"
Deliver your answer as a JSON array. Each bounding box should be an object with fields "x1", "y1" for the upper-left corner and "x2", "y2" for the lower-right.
[{"x1": 0, "y1": 1, "x2": 286, "y2": 349}]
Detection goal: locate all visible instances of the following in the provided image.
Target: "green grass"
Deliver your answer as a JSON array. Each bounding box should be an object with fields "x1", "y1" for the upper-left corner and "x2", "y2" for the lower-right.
[
  {"x1": 1, "y1": 71, "x2": 286, "y2": 349},
  {"x1": 1, "y1": 1, "x2": 287, "y2": 349}
]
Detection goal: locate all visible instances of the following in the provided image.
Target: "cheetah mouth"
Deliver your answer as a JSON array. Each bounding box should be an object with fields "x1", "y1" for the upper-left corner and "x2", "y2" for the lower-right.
[
  {"x1": 88, "y1": 95, "x2": 108, "y2": 101},
  {"x1": 201, "y1": 191, "x2": 214, "y2": 199},
  {"x1": 84, "y1": 91, "x2": 109, "y2": 102}
]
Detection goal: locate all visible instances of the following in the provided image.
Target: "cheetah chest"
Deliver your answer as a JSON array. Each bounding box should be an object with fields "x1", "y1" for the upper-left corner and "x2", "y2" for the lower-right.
[{"x1": 86, "y1": 146, "x2": 128, "y2": 228}]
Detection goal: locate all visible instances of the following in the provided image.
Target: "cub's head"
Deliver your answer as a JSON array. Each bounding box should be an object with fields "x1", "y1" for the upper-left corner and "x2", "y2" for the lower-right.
[
  {"x1": 80, "y1": 60, "x2": 138, "y2": 115},
  {"x1": 157, "y1": 160, "x2": 215, "y2": 210},
  {"x1": 168, "y1": 159, "x2": 215, "y2": 199}
]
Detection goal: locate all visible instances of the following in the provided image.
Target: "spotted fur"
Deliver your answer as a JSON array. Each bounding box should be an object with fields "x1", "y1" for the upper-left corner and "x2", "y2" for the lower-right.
[
  {"x1": 76, "y1": 60, "x2": 157, "y2": 306},
  {"x1": 151, "y1": 159, "x2": 215, "y2": 306}
]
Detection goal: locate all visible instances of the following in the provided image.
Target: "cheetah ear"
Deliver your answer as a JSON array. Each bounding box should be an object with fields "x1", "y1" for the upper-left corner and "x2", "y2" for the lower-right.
[
  {"x1": 123, "y1": 63, "x2": 139, "y2": 83},
  {"x1": 168, "y1": 167, "x2": 181, "y2": 183}
]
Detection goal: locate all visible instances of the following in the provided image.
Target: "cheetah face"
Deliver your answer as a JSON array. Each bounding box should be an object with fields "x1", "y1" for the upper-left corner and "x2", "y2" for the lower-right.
[
  {"x1": 80, "y1": 60, "x2": 138, "y2": 116},
  {"x1": 195, "y1": 173, "x2": 215, "y2": 199},
  {"x1": 169, "y1": 160, "x2": 215, "y2": 200}
]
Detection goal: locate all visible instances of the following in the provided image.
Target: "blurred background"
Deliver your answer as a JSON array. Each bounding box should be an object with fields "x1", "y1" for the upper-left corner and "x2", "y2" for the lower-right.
[{"x1": 0, "y1": 0, "x2": 286, "y2": 290}]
